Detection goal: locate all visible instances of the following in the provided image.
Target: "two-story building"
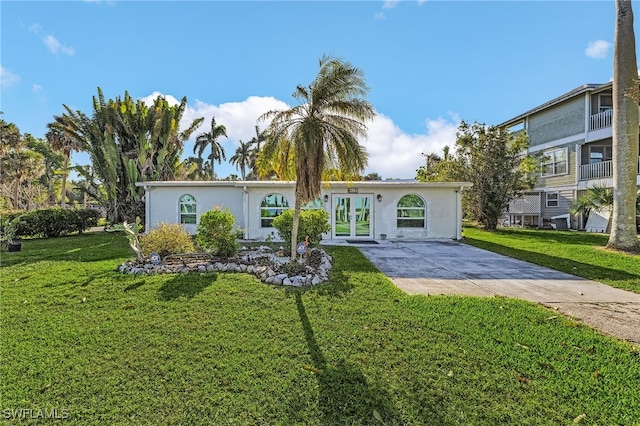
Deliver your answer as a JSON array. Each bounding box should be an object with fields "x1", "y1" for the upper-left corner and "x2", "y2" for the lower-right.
[{"x1": 500, "y1": 82, "x2": 640, "y2": 230}]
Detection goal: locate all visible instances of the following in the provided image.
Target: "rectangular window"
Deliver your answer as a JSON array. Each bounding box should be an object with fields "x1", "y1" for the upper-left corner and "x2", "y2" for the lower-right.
[
  {"x1": 546, "y1": 192, "x2": 559, "y2": 208},
  {"x1": 589, "y1": 146, "x2": 612, "y2": 163},
  {"x1": 542, "y1": 148, "x2": 568, "y2": 177}
]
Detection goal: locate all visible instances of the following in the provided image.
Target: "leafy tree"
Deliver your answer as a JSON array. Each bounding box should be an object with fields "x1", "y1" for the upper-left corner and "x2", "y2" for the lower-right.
[
  {"x1": 230, "y1": 140, "x2": 254, "y2": 180},
  {"x1": 363, "y1": 172, "x2": 382, "y2": 181},
  {"x1": 418, "y1": 121, "x2": 538, "y2": 230},
  {"x1": 46, "y1": 115, "x2": 83, "y2": 207},
  {"x1": 260, "y1": 55, "x2": 375, "y2": 256},
  {"x1": 26, "y1": 134, "x2": 64, "y2": 206},
  {"x1": 52, "y1": 88, "x2": 203, "y2": 223},
  {"x1": 193, "y1": 117, "x2": 227, "y2": 180},
  {"x1": 609, "y1": 0, "x2": 640, "y2": 252}
]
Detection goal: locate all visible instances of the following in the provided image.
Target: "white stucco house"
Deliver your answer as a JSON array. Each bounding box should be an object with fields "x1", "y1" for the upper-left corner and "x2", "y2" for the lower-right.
[{"x1": 136, "y1": 180, "x2": 471, "y2": 241}]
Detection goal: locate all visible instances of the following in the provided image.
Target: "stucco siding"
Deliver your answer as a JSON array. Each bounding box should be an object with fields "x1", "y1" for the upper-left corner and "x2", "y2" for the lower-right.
[
  {"x1": 528, "y1": 97, "x2": 585, "y2": 146},
  {"x1": 141, "y1": 181, "x2": 469, "y2": 241}
]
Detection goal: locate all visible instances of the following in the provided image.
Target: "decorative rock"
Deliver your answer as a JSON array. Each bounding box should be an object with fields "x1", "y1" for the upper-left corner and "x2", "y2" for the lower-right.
[
  {"x1": 265, "y1": 276, "x2": 275, "y2": 284},
  {"x1": 198, "y1": 265, "x2": 206, "y2": 272},
  {"x1": 312, "y1": 276, "x2": 322, "y2": 285},
  {"x1": 283, "y1": 278, "x2": 292, "y2": 286}
]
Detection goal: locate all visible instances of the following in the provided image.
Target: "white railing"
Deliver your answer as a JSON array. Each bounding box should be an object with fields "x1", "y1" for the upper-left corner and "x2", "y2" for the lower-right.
[
  {"x1": 579, "y1": 156, "x2": 640, "y2": 180},
  {"x1": 589, "y1": 109, "x2": 612, "y2": 131}
]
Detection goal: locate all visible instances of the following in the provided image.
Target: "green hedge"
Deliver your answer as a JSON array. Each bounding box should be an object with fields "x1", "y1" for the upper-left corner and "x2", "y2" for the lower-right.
[
  {"x1": 272, "y1": 209, "x2": 331, "y2": 247},
  {"x1": 1, "y1": 208, "x2": 102, "y2": 239}
]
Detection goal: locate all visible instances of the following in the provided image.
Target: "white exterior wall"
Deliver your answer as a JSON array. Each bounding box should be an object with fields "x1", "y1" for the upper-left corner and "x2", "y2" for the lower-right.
[{"x1": 139, "y1": 181, "x2": 470, "y2": 241}]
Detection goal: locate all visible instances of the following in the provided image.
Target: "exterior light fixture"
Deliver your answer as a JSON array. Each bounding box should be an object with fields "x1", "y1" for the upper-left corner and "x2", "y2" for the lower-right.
[
  {"x1": 377, "y1": 194, "x2": 383, "y2": 202},
  {"x1": 323, "y1": 194, "x2": 329, "y2": 203}
]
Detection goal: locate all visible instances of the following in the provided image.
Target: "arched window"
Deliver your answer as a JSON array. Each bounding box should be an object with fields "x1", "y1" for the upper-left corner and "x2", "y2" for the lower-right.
[
  {"x1": 260, "y1": 193, "x2": 289, "y2": 227},
  {"x1": 179, "y1": 194, "x2": 197, "y2": 224},
  {"x1": 397, "y1": 194, "x2": 426, "y2": 228}
]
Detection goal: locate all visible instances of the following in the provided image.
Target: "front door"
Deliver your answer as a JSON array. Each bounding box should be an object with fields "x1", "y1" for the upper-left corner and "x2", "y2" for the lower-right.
[{"x1": 333, "y1": 195, "x2": 372, "y2": 238}]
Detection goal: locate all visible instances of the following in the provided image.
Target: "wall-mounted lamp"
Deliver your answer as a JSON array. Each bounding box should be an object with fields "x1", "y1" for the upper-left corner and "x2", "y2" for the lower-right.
[
  {"x1": 323, "y1": 194, "x2": 329, "y2": 203},
  {"x1": 377, "y1": 194, "x2": 383, "y2": 202}
]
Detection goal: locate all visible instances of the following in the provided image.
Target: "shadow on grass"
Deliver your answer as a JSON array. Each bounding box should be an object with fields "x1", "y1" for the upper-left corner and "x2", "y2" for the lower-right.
[
  {"x1": 0, "y1": 232, "x2": 130, "y2": 268},
  {"x1": 285, "y1": 292, "x2": 404, "y2": 425},
  {"x1": 157, "y1": 273, "x2": 218, "y2": 301},
  {"x1": 124, "y1": 280, "x2": 146, "y2": 292},
  {"x1": 464, "y1": 237, "x2": 640, "y2": 290}
]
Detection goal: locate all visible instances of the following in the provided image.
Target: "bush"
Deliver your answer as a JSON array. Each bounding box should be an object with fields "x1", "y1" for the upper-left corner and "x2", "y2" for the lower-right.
[
  {"x1": 272, "y1": 209, "x2": 331, "y2": 247},
  {"x1": 196, "y1": 207, "x2": 239, "y2": 257},
  {"x1": 1, "y1": 208, "x2": 104, "y2": 239},
  {"x1": 140, "y1": 223, "x2": 196, "y2": 258}
]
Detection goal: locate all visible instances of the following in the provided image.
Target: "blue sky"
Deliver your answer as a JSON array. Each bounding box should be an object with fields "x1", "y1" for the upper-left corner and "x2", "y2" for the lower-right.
[{"x1": 0, "y1": 1, "x2": 628, "y2": 179}]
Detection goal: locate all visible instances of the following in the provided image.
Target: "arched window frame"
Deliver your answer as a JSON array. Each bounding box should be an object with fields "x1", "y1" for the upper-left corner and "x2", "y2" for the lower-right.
[
  {"x1": 260, "y1": 193, "x2": 290, "y2": 228},
  {"x1": 397, "y1": 194, "x2": 426, "y2": 228},
  {"x1": 179, "y1": 194, "x2": 197, "y2": 224}
]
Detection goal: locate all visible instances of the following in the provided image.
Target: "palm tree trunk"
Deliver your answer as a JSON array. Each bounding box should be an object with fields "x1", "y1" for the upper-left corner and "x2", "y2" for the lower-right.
[
  {"x1": 609, "y1": 0, "x2": 640, "y2": 252},
  {"x1": 60, "y1": 154, "x2": 69, "y2": 208},
  {"x1": 211, "y1": 148, "x2": 216, "y2": 181},
  {"x1": 291, "y1": 192, "x2": 303, "y2": 259}
]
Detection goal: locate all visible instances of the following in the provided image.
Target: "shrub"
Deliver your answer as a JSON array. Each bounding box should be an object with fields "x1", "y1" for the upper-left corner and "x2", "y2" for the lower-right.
[
  {"x1": 196, "y1": 207, "x2": 239, "y2": 257},
  {"x1": 140, "y1": 222, "x2": 195, "y2": 258},
  {"x1": 272, "y1": 209, "x2": 331, "y2": 247}
]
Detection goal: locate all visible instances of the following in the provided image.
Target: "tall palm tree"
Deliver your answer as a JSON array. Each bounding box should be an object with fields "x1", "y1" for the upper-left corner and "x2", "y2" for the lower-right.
[
  {"x1": 260, "y1": 55, "x2": 375, "y2": 256},
  {"x1": 46, "y1": 115, "x2": 84, "y2": 208},
  {"x1": 230, "y1": 140, "x2": 253, "y2": 180},
  {"x1": 193, "y1": 117, "x2": 227, "y2": 180},
  {"x1": 609, "y1": 0, "x2": 640, "y2": 252}
]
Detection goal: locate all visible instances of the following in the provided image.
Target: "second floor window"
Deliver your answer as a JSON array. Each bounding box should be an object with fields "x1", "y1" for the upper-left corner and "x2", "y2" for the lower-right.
[{"x1": 542, "y1": 148, "x2": 568, "y2": 177}]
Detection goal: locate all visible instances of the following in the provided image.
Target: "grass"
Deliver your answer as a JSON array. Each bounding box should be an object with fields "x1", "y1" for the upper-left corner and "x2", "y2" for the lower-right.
[
  {"x1": 462, "y1": 225, "x2": 640, "y2": 294},
  {"x1": 2, "y1": 232, "x2": 640, "y2": 425}
]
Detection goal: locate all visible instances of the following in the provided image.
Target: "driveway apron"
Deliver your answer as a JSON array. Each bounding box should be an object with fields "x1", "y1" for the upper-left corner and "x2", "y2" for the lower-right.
[{"x1": 354, "y1": 240, "x2": 640, "y2": 345}]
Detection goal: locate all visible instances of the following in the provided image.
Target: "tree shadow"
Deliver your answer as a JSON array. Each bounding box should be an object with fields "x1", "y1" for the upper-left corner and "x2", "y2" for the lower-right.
[
  {"x1": 124, "y1": 280, "x2": 146, "y2": 292},
  {"x1": 464, "y1": 238, "x2": 640, "y2": 287},
  {"x1": 285, "y1": 291, "x2": 403, "y2": 425},
  {"x1": 157, "y1": 273, "x2": 217, "y2": 301}
]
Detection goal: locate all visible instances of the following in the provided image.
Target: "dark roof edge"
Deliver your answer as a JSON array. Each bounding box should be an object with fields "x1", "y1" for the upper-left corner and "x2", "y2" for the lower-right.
[{"x1": 498, "y1": 82, "x2": 612, "y2": 128}]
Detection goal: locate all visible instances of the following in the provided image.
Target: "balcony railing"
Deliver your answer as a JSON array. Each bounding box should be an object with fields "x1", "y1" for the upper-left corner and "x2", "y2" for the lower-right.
[
  {"x1": 589, "y1": 109, "x2": 612, "y2": 131},
  {"x1": 579, "y1": 157, "x2": 640, "y2": 180}
]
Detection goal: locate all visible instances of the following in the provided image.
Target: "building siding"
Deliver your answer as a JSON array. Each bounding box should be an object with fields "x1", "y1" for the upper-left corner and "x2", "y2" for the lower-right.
[
  {"x1": 536, "y1": 144, "x2": 577, "y2": 188},
  {"x1": 528, "y1": 96, "x2": 585, "y2": 146}
]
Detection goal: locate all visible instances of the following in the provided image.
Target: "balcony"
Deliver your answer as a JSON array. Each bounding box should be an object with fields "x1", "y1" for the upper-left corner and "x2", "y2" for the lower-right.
[
  {"x1": 589, "y1": 109, "x2": 613, "y2": 131},
  {"x1": 579, "y1": 157, "x2": 640, "y2": 180}
]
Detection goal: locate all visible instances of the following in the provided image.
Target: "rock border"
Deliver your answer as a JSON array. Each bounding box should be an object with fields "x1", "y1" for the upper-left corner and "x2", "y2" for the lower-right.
[{"x1": 117, "y1": 246, "x2": 332, "y2": 287}]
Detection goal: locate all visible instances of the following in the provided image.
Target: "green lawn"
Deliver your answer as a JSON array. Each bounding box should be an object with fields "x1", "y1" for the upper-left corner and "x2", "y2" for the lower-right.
[
  {"x1": 462, "y1": 225, "x2": 640, "y2": 294},
  {"x1": 1, "y1": 233, "x2": 640, "y2": 425}
]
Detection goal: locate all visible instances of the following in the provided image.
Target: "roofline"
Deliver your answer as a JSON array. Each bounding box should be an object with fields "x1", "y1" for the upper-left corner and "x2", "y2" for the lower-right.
[
  {"x1": 499, "y1": 82, "x2": 612, "y2": 128},
  {"x1": 136, "y1": 180, "x2": 473, "y2": 189}
]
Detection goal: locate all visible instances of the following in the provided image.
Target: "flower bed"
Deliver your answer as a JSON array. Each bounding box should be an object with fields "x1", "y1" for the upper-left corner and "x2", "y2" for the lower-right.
[{"x1": 118, "y1": 245, "x2": 332, "y2": 287}]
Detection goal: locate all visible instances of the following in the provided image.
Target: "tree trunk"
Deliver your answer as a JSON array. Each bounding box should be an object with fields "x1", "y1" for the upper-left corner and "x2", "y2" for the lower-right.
[
  {"x1": 291, "y1": 192, "x2": 303, "y2": 260},
  {"x1": 60, "y1": 154, "x2": 69, "y2": 208},
  {"x1": 608, "y1": 0, "x2": 640, "y2": 252}
]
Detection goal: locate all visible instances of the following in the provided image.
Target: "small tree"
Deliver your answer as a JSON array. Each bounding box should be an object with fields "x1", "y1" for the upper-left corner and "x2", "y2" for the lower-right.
[
  {"x1": 196, "y1": 207, "x2": 239, "y2": 257},
  {"x1": 418, "y1": 121, "x2": 538, "y2": 230}
]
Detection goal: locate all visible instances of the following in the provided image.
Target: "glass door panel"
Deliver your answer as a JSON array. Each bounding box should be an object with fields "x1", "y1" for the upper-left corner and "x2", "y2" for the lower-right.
[
  {"x1": 334, "y1": 197, "x2": 351, "y2": 237},
  {"x1": 354, "y1": 196, "x2": 371, "y2": 237}
]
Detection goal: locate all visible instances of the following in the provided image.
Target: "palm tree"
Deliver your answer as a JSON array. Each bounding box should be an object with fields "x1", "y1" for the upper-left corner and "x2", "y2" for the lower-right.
[
  {"x1": 46, "y1": 115, "x2": 84, "y2": 208},
  {"x1": 193, "y1": 117, "x2": 227, "y2": 180},
  {"x1": 260, "y1": 55, "x2": 375, "y2": 256},
  {"x1": 230, "y1": 140, "x2": 253, "y2": 180},
  {"x1": 609, "y1": 0, "x2": 640, "y2": 251}
]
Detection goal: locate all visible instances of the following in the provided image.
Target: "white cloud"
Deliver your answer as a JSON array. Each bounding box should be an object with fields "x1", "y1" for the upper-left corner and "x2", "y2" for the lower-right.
[
  {"x1": 361, "y1": 113, "x2": 459, "y2": 179},
  {"x1": 383, "y1": 0, "x2": 399, "y2": 9},
  {"x1": 0, "y1": 66, "x2": 20, "y2": 89},
  {"x1": 43, "y1": 34, "x2": 75, "y2": 56},
  {"x1": 29, "y1": 23, "x2": 42, "y2": 34},
  {"x1": 139, "y1": 92, "x2": 458, "y2": 179},
  {"x1": 32, "y1": 84, "x2": 43, "y2": 92},
  {"x1": 374, "y1": 11, "x2": 387, "y2": 20},
  {"x1": 585, "y1": 40, "x2": 611, "y2": 59}
]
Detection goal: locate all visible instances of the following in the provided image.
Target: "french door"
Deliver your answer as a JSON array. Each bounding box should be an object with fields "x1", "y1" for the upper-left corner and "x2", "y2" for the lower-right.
[{"x1": 333, "y1": 195, "x2": 372, "y2": 238}]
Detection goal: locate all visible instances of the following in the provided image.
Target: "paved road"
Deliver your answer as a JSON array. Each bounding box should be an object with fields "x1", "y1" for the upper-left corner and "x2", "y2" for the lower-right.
[{"x1": 349, "y1": 239, "x2": 640, "y2": 345}]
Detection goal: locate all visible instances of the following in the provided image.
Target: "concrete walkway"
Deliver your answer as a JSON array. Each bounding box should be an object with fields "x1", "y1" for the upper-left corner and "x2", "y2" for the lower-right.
[{"x1": 329, "y1": 239, "x2": 640, "y2": 345}]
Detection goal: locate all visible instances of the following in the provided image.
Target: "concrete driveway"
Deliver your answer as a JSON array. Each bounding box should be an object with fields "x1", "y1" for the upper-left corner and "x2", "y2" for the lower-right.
[{"x1": 347, "y1": 239, "x2": 640, "y2": 345}]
